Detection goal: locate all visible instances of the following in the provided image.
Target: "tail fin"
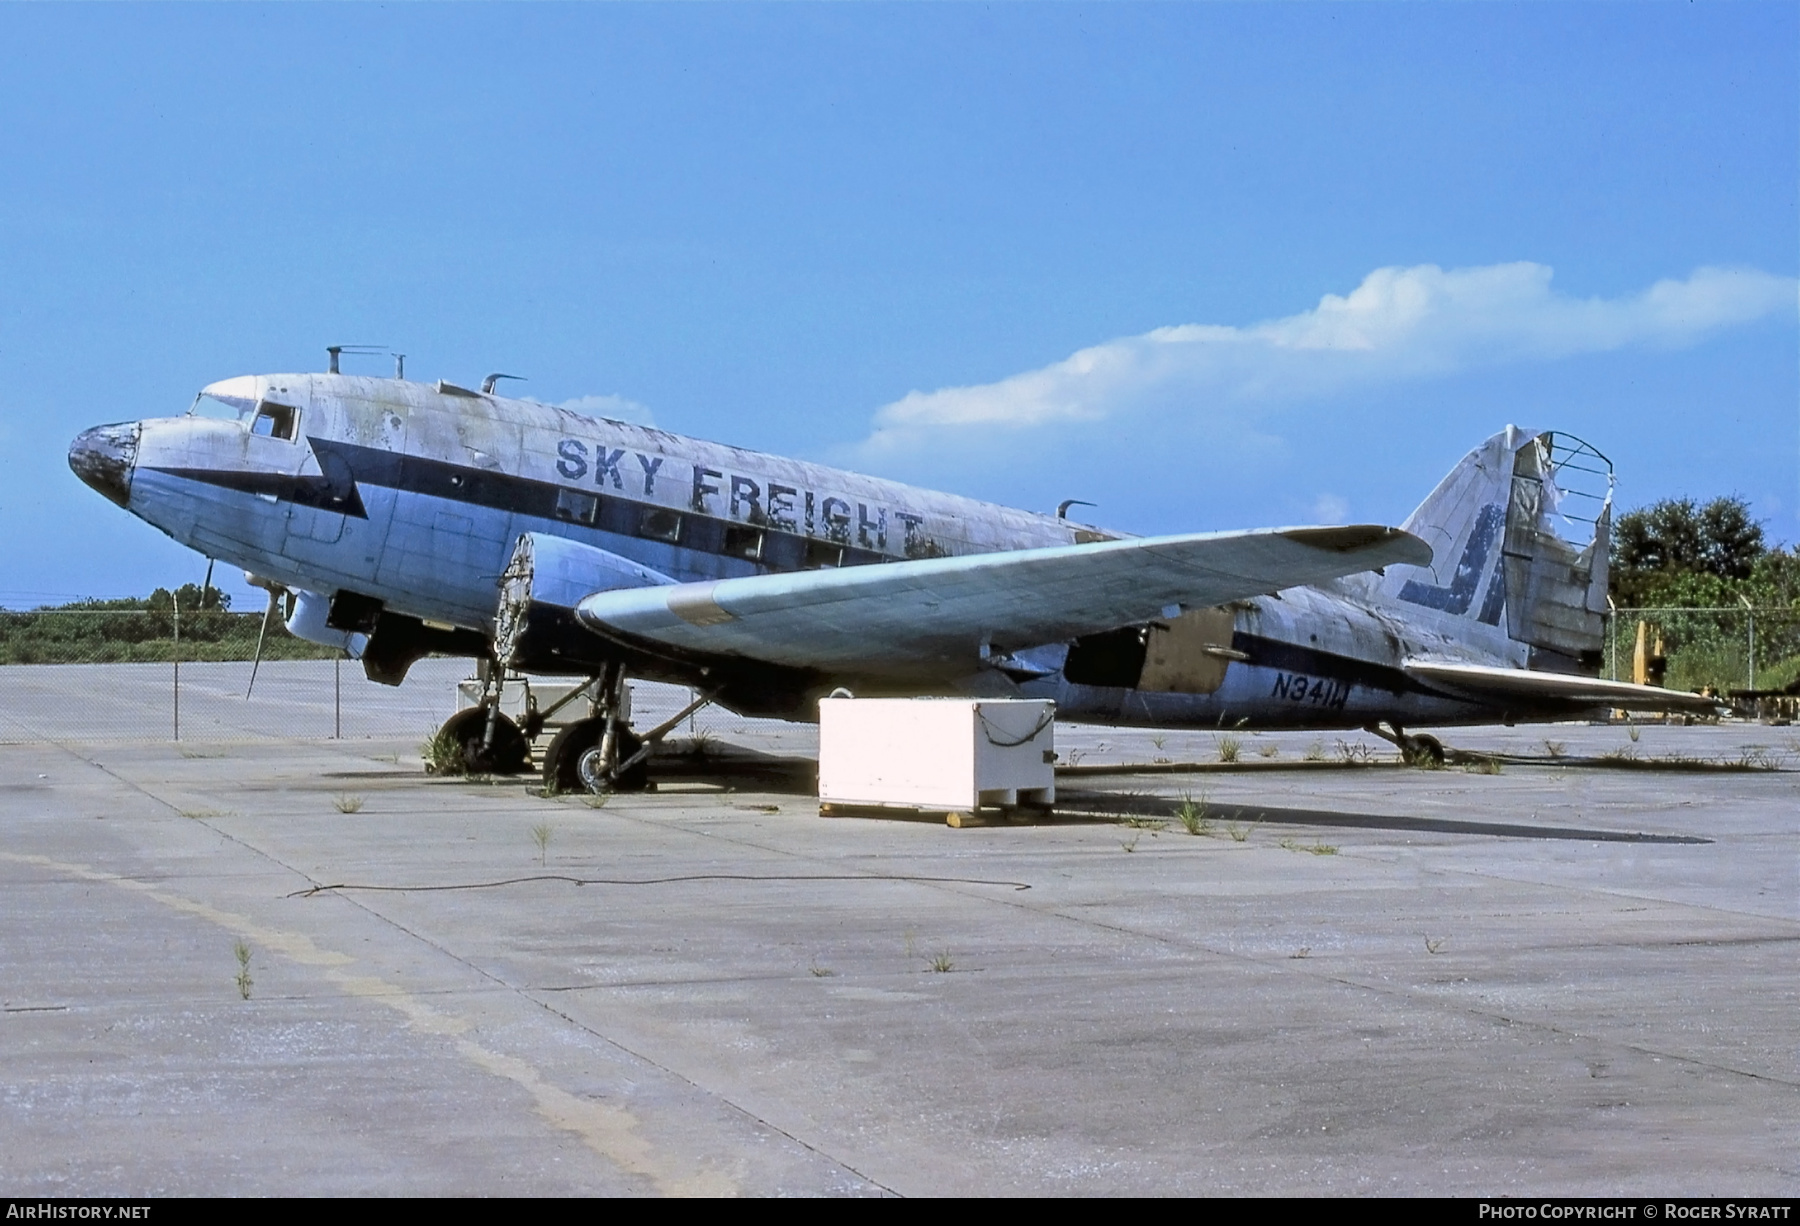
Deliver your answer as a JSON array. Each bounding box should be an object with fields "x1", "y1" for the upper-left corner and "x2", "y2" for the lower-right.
[{"x1": 1378, "y1": 427, "x2": 1614, "y2": 671}]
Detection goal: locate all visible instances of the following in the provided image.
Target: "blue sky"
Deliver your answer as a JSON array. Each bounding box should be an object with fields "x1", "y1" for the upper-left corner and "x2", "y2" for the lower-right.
[{"x1": 1, "y1": 3, "x2": 1794, "y2": 607}]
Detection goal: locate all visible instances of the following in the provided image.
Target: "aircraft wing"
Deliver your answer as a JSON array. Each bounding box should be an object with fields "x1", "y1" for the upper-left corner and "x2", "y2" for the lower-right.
[
  {"x1": 1403, "y1": 661, "x2": 1723, "y2": 715},
  {"x1": 575, "y1": 525, "x2": 1429, "y2": 678}
]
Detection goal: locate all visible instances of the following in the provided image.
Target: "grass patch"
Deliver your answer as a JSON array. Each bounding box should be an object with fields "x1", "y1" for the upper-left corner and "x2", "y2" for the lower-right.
[
  {"x1": 233, "y1": 940, "x2": 253, "y2": 1000},
  {"x1": 1175, "y1": 792, "x2": 1210, "y2": 836},
  {"x1": 421, "y1": 728, "x2": 466, "y2": 776},
  {"x1": 531, "y1": 821, "x2": 553, "y2": 865},
  {"x1": 928, "y1": 951, "x2": 955, "y2": 973},
  {"x1": 1215, "y1": 734, "x2": 1241, "y2": 764}
]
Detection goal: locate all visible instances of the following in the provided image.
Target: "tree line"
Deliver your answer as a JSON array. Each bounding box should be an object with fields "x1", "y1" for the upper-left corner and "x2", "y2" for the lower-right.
[
  {"x1": 1608, "y1": 495, "x2": 1797, "y2": 693},
  {"x1": 0, "y1": 585, "x2": 339, "y2": 665}
]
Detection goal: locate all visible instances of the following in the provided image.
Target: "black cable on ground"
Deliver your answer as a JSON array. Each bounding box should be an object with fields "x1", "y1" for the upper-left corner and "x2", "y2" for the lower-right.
[{"x1": 290, "y1": 872, "x2": 1031, "y2": 898}]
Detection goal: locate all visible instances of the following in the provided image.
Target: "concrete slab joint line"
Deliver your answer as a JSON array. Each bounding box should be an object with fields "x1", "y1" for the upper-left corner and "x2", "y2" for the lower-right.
[{"x1": 0, "y1": 850, "x2": 737, "y2": 1198}]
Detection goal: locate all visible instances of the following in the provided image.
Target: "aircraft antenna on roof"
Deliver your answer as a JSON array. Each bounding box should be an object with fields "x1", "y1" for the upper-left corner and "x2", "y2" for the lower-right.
[
  {"x1": 1056, "y1": 499, "x2": 1096, "y2": 520},
  {"x1": 482, "y1": 373, "x2": 527, "y2": 395},
  {"x1": 326, "y1": 345, "x2": 388, "y2": 375}
]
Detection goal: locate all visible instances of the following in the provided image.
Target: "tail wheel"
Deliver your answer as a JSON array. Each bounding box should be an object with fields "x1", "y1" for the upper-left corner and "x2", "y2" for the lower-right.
[
  {"x1": 436, "y1": 708, "x2": 531, "y2": 776},
  {"x1": 1402, "y1": 734, "x2": 1445, "y2": 767},
  {"x1": 544, "y1": 717, "x2": 649, "y2": 794}
]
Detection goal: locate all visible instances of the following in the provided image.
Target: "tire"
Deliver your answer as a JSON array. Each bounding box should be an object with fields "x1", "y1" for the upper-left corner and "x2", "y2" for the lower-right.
[
  {"x1": 1403, "y1": 733, "x2": 1445, "y2": 767},
  {"x1": 437, "y1": 708, "x2": 531, "y2": 776},
  {"x1": 544, "y1": 718, "x2": 648, "y2": 793}
]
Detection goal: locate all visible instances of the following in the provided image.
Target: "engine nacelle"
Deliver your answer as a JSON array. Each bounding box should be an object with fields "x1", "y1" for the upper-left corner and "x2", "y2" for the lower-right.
[{"x1": 494, "y1": 533, "x2": 675, "y2": 674}]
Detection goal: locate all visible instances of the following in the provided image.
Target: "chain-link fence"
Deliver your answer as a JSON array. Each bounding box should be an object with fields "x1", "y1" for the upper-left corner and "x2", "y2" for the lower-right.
[
  {"x1": 0, "y1": 608, "x2": 786, "y2": 751},
  {"x1": 0, "y1": 606, "x2": 466, "y2": 742},
  {"x1": 1606, "y1": 606, "x2": 1800, "y2": 697},
  {"x1": 11, "y1": 603, "x2": 1789, "y2": 746}
]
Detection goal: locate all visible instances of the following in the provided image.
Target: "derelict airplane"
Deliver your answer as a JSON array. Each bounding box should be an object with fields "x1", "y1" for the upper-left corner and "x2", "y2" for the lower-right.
[{"x1": 68, "y1": 353, "x2": 1715, "y2": 790}]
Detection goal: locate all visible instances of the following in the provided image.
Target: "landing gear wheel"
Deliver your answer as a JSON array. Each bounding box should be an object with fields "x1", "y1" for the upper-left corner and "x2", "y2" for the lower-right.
[
  {"x1": 433, "y1": 708, "x2": 531, "y2": 776},
  {"x1": 1401, "y1": 733, "x2": 1445, "y2": 767},
  {"x1": 545, "y1": 718, "x2": 649, "y2": 794}
]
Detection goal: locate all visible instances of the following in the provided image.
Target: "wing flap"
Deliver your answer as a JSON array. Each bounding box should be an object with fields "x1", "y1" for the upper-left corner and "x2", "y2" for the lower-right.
[
  {"x1": 1405, "y1": 661, "x2": 1722, "y2": 715},
  {"x1": 576, "y1": 524, "x2": 1429, "y2": 678}
]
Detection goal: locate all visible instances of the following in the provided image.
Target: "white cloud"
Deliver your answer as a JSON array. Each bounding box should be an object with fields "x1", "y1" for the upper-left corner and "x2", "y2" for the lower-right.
[
  {"x1": 542, "y1": 393, "x2": 656, "y2": 426},
  {"x1": 858, "y1": 263, "x2": 1797, "y2": 455},
  {"x1": 1310, "y1": 494, "x2": 1350, "y2": 526}
]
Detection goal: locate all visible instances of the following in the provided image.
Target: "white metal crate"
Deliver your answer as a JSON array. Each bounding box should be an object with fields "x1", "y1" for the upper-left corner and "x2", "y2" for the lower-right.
[{"x1": 817, "y1": 697, "x2": 1055, "y2": 813}]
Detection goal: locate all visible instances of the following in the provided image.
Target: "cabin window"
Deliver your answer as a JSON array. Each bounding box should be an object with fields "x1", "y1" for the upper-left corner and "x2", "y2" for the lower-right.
[
  {"x1": 637, "y1": 507, "x2": 683, "y2": 543},
  {"x1": 802, "y1": 538, "x2": 843, "y2": 569},
  {"x1": 555, "y1": 488, "x2": 599, "y2": 526},
  {"x1": 722, "y1": 525, "x2": 764, "y2": 561},
  {"x1": 250, "y1": 401, "x2": 297, "y2": 441}
]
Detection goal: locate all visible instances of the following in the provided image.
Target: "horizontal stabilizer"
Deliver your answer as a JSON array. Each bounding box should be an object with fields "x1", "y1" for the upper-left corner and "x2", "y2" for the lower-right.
[
  {"x1": 576, "y1": 525, "x2": 1430, "y2": 679},
  {"x1": 1404, "y1": 660, "x2": 1722, "y2": 715}
]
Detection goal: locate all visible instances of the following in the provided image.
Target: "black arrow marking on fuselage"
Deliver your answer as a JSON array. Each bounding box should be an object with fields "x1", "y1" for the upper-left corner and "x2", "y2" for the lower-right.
[{"x1": 148, "y1": 438, "x2": 890, "y2": 568}]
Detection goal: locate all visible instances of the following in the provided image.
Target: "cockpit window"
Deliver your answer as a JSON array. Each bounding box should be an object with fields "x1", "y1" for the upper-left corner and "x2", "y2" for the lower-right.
[
  {"x1": 189, "y1": 394, "x2": 254, "y2": 422},
  {"x1": 250, "y1": 401, "x2": 298, "y2": 441}
]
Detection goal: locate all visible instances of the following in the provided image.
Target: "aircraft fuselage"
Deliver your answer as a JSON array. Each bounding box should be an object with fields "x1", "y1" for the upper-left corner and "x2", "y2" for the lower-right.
[{"x1": 71, "y1": 372, "x2": 1577, "y2": 731}]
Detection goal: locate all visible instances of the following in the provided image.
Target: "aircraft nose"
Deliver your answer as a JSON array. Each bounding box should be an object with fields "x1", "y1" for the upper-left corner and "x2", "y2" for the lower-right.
[{"x1": 68, "y1": 422, "x2": 140, "y2": 507}]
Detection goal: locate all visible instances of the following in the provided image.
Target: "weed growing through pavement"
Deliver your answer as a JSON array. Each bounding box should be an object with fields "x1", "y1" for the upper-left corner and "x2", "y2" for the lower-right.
[
  {"x1": 809, "y1": 963, "x2": 835, "y2": 978},
  {"x1": 1425, "y1": 936, "x2": 1446, "y2": 954},
  {"x1": 1543, "y1": 740, "x2": 1567, "y2": 759},
  {"x1": 1258, "y1": 742, "x2": 1280, "y2": 759},
  {"x1": 1122, "y1": 817, "x2": 1168, "y2": 832},
  {"x1": 421, "y1": 728, "x2": 466, "y2": 776},
  {"x1": 1175, "y1": 793, "x2": 1210, "y2": 836},
  {"x1": 1121, "y1": 833, "x2": 1140, "y2": 852},
  {"x1": 333, "y1": 795, "x2": 364, "y2": 814},
  {"x1": 680, "y1": 730, "x2": 720, "y2": 759},
  {"x1": 1465, "y1": 756, "x2": 1503, "y2": 775},
  {"x1": 929, "y1": 951, "x2": 955, "y2": 973},
  {"x1": 1305, "y1": 741, "x2": 1325, "y2": 762},
  {"x1": 1216, "y1": 735, "x2": 1242, "y2": 763},
  {"x1": 233, "y1": 940, "x2": 253, "y2": 1000},
  {"x1": 531, "y1": 821, "x2": 553, "y2": 865}
]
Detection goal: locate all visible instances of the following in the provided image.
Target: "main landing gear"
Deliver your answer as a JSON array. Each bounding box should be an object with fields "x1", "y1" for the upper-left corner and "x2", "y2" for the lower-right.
[
  {"x1": 536, "y1": 664, "x2": 642, "y2": 793},
  {"x1": 538, "y1": 664, "x2": 718, "y2": 796},
  {"x1": 432, "y1": 661, "x2": 717, "y2": 792},
  {"x1": 1365, "y1": 722, "x2": 1447, "y2": 767}
]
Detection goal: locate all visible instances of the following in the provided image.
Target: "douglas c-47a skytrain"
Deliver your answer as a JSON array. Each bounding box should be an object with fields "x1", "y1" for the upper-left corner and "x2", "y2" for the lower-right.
[{"x1": 68, "y1": 356, "x2": 1716, "y2": 791}]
